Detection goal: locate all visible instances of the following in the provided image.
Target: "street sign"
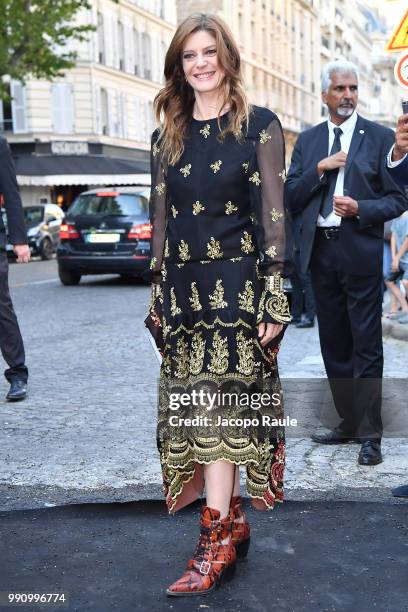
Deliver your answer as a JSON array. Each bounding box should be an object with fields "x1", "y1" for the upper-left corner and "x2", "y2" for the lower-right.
[
  {"x1": 394, "y1": 53, "x2": 408, "y2": 89},
  {"x1": 386, "y1": 9, "x2": 408, "y2": 52}
]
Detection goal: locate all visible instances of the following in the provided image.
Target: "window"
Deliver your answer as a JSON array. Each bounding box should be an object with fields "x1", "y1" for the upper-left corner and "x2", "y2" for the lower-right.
[
  {"x1": 134, "y1": 29, "x2": 141, "y2": 76},
  {"x1": 101, "y1": 88, "x2": 109, "y2": 135},
  {"x1": 118, "y1": 22, "x2": 125, "y2": 71},
  {"x1": 0, "y1": 85, "x2": 12, "y2": 132},
  {"x1": 10, "y1": 80, "x2": 27, "y2": 133},
  {"x1": 52, "y1": 83, "x2": 74, "y2": 134},
  {"x1": 97, "y1": 12, "x2": 105, "y2": 63},
  {"x1": 142, "y1": 32, "x2": 151, "y2": 80}
]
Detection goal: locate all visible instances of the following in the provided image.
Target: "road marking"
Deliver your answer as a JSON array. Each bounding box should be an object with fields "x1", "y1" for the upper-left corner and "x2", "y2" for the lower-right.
[{"x1": 10, "y1": 278, "x2": 60, "y2": 288}]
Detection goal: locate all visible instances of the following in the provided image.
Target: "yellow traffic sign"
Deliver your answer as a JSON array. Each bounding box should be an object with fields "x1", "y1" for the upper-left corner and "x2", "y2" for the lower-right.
[{"x1": 386, "y1": 9, "x2": 408, "y2": 52}]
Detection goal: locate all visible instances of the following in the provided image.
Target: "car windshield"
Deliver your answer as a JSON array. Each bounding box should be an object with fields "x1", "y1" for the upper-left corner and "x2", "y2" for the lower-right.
[
  {"x1": 23, "y1": 206, "x2": 44, "y2": 227},
  {"x1": 68, "y1": 193, "x2": 148, "y2": 216}
]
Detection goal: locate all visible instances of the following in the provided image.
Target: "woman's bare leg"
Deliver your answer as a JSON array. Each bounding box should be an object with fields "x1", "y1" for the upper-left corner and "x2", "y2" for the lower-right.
[
  {"x1": 233, "y1": 465, "x2": 240, "y2": 496},
  {"x1": 385, "y1": 280, "x2": 408, "y2": 312},
  {"x1": 204, "y1": 460, "x2": 235, "y2": 522}
]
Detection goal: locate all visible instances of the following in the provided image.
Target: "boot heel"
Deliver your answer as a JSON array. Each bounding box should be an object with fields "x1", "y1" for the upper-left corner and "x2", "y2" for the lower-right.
[
  {"x1": 236, "y1": 537, "x2": 250, "y2": 558},
  {"x1": 220, "y1": 561, "x2": 236, "y2": 584}
]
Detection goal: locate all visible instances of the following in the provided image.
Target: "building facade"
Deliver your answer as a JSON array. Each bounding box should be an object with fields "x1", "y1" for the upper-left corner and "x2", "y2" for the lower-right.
[
  {"x1": 177, "y1": 0, "x2": 321, "y2": 159},
  {"x1": 0, "y1": 0, "x2": 177, "y2": 208}
]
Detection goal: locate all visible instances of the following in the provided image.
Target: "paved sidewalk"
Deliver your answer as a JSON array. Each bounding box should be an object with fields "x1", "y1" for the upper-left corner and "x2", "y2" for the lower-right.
[{"x1": 1, "y1": 500, "x2": 407, "y2": 612}]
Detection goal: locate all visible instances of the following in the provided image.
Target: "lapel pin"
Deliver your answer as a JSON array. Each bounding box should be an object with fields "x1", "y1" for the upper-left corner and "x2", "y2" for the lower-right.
[{"x1": 359, "y1": 129, "x2": 364, "y2": 134}]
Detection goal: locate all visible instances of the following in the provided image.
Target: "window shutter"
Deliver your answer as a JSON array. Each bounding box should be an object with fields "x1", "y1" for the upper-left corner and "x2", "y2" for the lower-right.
[
  {"x1": 124, "y1": 25, "x2": 134, "y2": 73},
  {"x1": 95, "y1": 87, "x2": 102, "y2": 134},
  {"x1": 107, "y1": 90, "x2": 115, "y2": 136},
  {"x1": 104, "y1": 13, "x2": 113, "y2": 67},
  {"x1": 52, "y1": 84, "x2": 74, "y2": 134},
  {"x1": 121, "y1": 93, "x2": 128, "y2": 139},
  {"x1": 10, "y1": 80, "x2": 27, "y2": 133}
]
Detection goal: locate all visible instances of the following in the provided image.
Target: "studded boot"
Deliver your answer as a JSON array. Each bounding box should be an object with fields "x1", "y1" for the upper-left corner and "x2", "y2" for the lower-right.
[{"x1": 166, "y1": 506, "x2": 236, "y2": 596}]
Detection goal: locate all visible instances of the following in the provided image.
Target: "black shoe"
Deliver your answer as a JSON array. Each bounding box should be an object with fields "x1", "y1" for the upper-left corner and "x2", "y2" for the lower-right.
[
  {"x1": 358, "y1": 441, "x2": 382, "y2": 466},
  {"x1": 290, "y1": 317, "x2": 301, "y2": 325},
  {"x1": 392, "y1": 484, "x2": 408, "y2": 498},
  {"x1": 311, "y1": 428, "x2": 357, "y2": 445},
  {"x1": 296, "y1": 319, "x2": 315, "y2": 329},
  {"x1": 6, "y1": 380, "x2": 27, "y2": 402}
]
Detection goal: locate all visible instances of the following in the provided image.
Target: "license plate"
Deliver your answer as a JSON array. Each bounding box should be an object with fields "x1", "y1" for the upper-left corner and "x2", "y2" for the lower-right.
[{"x1": 86, "y1": 233, "x2": 120, "y2": 243}]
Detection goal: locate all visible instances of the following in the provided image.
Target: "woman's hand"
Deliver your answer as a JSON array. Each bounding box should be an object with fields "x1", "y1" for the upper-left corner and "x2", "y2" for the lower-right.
[
  {"x1": 257, "y1": 322, "x2": 283, "y2": 347},
  {"x1": 392, "y1": 256, "x2": 400, "y2": 272}
]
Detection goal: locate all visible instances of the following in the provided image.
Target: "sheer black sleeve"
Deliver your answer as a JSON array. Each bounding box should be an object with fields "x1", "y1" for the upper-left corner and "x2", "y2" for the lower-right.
[
  {"x1": 249, "y1": 117, "x2": 291, "y2": 325},
  {"x1": 149, "y1": 129, "x2": 168, "y2": 284}
]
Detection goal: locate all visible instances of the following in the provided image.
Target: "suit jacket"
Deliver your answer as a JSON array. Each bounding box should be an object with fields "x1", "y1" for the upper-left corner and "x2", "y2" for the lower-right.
[
  {"x1": 0, "y1": 137, "x2": 27, "y2": 247},
  {"x1": 387, "y1": 155, "x2": 408, "y2": 187},
  {"x1": 285, "y1": 114, "x2": 408, "y2": 276}
]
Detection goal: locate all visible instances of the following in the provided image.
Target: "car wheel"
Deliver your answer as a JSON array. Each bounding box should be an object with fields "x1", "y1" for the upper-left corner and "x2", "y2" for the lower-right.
[
  {"x1": 58, "y1": 265, "x2": 81, "y2": 286},
  {"x1": 40, "y1": 238, "x2": 54, "y2": 260}
]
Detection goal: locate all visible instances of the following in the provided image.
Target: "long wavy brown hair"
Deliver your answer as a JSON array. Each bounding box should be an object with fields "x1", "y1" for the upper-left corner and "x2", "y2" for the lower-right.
[{"x1": 154, "y1": 13, "x2": 250, "y2": 165}]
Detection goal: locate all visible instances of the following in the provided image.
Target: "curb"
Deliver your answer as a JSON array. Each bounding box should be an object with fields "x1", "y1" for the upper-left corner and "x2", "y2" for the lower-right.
[{"x1": 382, "y1": 317, "x2": 408, "y2": 342}]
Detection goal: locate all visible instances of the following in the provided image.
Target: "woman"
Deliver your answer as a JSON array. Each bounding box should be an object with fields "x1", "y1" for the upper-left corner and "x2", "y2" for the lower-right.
[{"x1": 147, "y1": 13, "x2": 291, "y2": 596}]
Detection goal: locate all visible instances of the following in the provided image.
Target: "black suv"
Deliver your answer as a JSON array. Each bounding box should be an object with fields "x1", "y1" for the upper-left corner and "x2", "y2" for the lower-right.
[{"x1": 57, "y1": 187, "x2": 151, "y2": 285}]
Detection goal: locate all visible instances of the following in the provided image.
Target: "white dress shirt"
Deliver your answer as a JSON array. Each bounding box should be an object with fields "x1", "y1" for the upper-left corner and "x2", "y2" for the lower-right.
[
  {"x1": 387, "y1": 145, "x2": 407, "y2": 168},
  {"x1": 317, "y1": 111, "x2": 358, "y2": 227}
]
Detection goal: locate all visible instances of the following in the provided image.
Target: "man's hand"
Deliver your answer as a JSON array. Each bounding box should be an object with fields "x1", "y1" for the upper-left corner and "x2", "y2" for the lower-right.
[
  {"x1": 258, "y1": 322, "x2": 283, "y2": 347},
  {"x1": 392, "y1": 256, "x2": 400, "y2": 272},
  {"x1": 317, "y1": 151, "x2": 347, "y2": 175},
  {"x1": 392, "y1": 114, "x2": 408, "y2": 161},
  {"x1": 333, "y1": 195, "x2": 359, "y2": 217},
  {"x1": 13, "y1": 244, "x2": 31, "y2": 263}
]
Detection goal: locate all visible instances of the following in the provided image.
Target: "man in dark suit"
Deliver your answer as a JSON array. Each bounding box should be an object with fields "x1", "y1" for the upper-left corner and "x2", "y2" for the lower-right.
[
  {"x1": 0, "y1": 136, "x2": 30, "y2": 401},
  {"x1": 285, "y1": 60, "x2": 408, "y2": 466},
  {"x1": 387, "y1": 109, "x2": 408, "y2": 496}
]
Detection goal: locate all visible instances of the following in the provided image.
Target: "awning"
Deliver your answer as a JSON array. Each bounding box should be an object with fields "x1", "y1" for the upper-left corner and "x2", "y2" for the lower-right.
[{"x1": 14, "y1": 154, "x2": 151, "y2": 187}]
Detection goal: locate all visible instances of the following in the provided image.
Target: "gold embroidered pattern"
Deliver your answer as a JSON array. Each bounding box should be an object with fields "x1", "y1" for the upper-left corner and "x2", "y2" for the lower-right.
[
  {"x1": 176, "y1": 263, "x2": 185, "y2": 268},
  {"x1": 242, "y1": 161, "x2": 249, "y2": 173},
  {"x1": 162, "y1": 315, "x2": 171, "y2": 339},
  {"x1": 230, "y1": 257, "x2": 243, "y2": 262},
  {"x1": 190, "y1": 332, "x2": 205, "y2": 375},
  {"x1": 161, "y1": 264, "x2": 167, "y2": 282},
  {"x1": 207, "y1": 237, "x2": 223, "y2": 259},
  {"x1": 265, "y1": 245, "x2": 277, "y2": 258},
  {"x1": 200, "y1": 260, "x2": 211, "y2": 264},
  {"x1": 174, "y1": 336, "x2": 189, "y2": 379},
  {"x1": 180, "y1": 163, "x2": 191, "y2": 177},
  {"x1": 193, "y1": 201, "x2": 205, "y2": 215},
  {"x1": 179, "y1": 240, "x2": 191, "y2": 261},
  {"x1": 155, "y1": 182, "x2": 165, "y2": 195},
  {"x1": 210, "y1": 160, "x2": 222, "y2": 173},
  {"x1": 164, "y1": 238, "x2": 169, "y2": 258},
  {"x1": 171, "y1": 205, "x2": 178, "y2": 218},
  {"x1": 148, "y1": 282, "x2": 162, "y2": 311},
  {"x1": 207, "y1": 330, "x2": 229, "y2": 375},
  {"x1": 259, "y1": 129, "x2": 272, "y2": 144},
  {"x1": 265, "y1": 273, "x2": 284, "y2": 293},
  {"x1": 249, "y1": 172, "x2": 261, "y2": 186},
  {"x1": 225, "y1": 201, "x2": 238, "y2": 215},
  {"x1": 150, "y1": 256, "x2": 157, "y2": 270},
  {"x1": 170, "y1": 287, "x2": 181, "y2": 316},
  {"x1": 241, "y1": 231, "x2": 255, "y2": 254},
  {"x1": 279, "y1": 169, "x2": 287, "y2": 183},
  {"x1": 265, "y1": 290, "x2": 291, "y2": 324},
  {"x1": 199, "y1": 124, "x2": 210, "y2": 138},
  {"x1": 270, "y1": 208, "x2": 283, "y2": 222},
  {"x1": 236, "y1": 331, "x2": 255, "y2": 375},
  {"x1": 209, "y1": 279, "x2": 228, "y2": 309},
  {"x1": 238, "y1": 280, "x2": 255, "y2": 314},
  {"x1": 152, "y1": 142, "x2": 160, "y2": 157},
  {"x1": 189, "y1": 282, "x2": 202, "y2": 311}
]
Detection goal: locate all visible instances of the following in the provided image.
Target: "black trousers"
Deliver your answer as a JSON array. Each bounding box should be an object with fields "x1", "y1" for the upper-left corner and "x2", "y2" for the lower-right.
[
  {"x1": 310, "y1": 233, "x2": 383, "y2": 441},
  {"x1": 290, "y1": 247, "x2": 316, "y2": 321},
  {"x1": 0, "y1": 250, "x2": 28, "y2": 383}
]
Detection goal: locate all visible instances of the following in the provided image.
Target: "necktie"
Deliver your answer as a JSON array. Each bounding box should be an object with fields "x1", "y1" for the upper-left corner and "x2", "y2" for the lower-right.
[{"x1": 320, "y1": 127, "x2": 343, "y2": 219}]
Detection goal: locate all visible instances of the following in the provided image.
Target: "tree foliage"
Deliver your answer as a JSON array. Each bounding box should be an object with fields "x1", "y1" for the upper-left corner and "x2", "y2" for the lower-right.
[{"x1": 0, "y1": 0, "x2": 95, "y2": 100}]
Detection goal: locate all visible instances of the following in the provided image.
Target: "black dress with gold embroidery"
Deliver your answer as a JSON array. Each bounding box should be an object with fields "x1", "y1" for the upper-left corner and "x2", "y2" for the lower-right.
[{"x1": 148, "y1": 106, "x2": 291, "y2": 513}]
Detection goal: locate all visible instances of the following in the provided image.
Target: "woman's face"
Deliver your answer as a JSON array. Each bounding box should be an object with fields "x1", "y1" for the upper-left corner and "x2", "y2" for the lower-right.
[{"x1": 182, "y1": 30, "x2": 224, "y2": 94}]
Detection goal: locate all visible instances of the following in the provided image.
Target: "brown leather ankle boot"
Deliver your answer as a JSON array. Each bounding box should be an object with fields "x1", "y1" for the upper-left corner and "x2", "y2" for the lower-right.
[
  {"x1": 166, "y1": 506, "x2": 236, "y2": 596},
  {"x1": 230, "y1": 495, "x2": 251, "y2": 558}
]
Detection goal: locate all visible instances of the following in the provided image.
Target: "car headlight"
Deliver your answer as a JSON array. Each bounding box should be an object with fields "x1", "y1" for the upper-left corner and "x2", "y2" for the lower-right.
[{"x1": 27, "y1": 228, "x2": 41, "y2": 239}]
